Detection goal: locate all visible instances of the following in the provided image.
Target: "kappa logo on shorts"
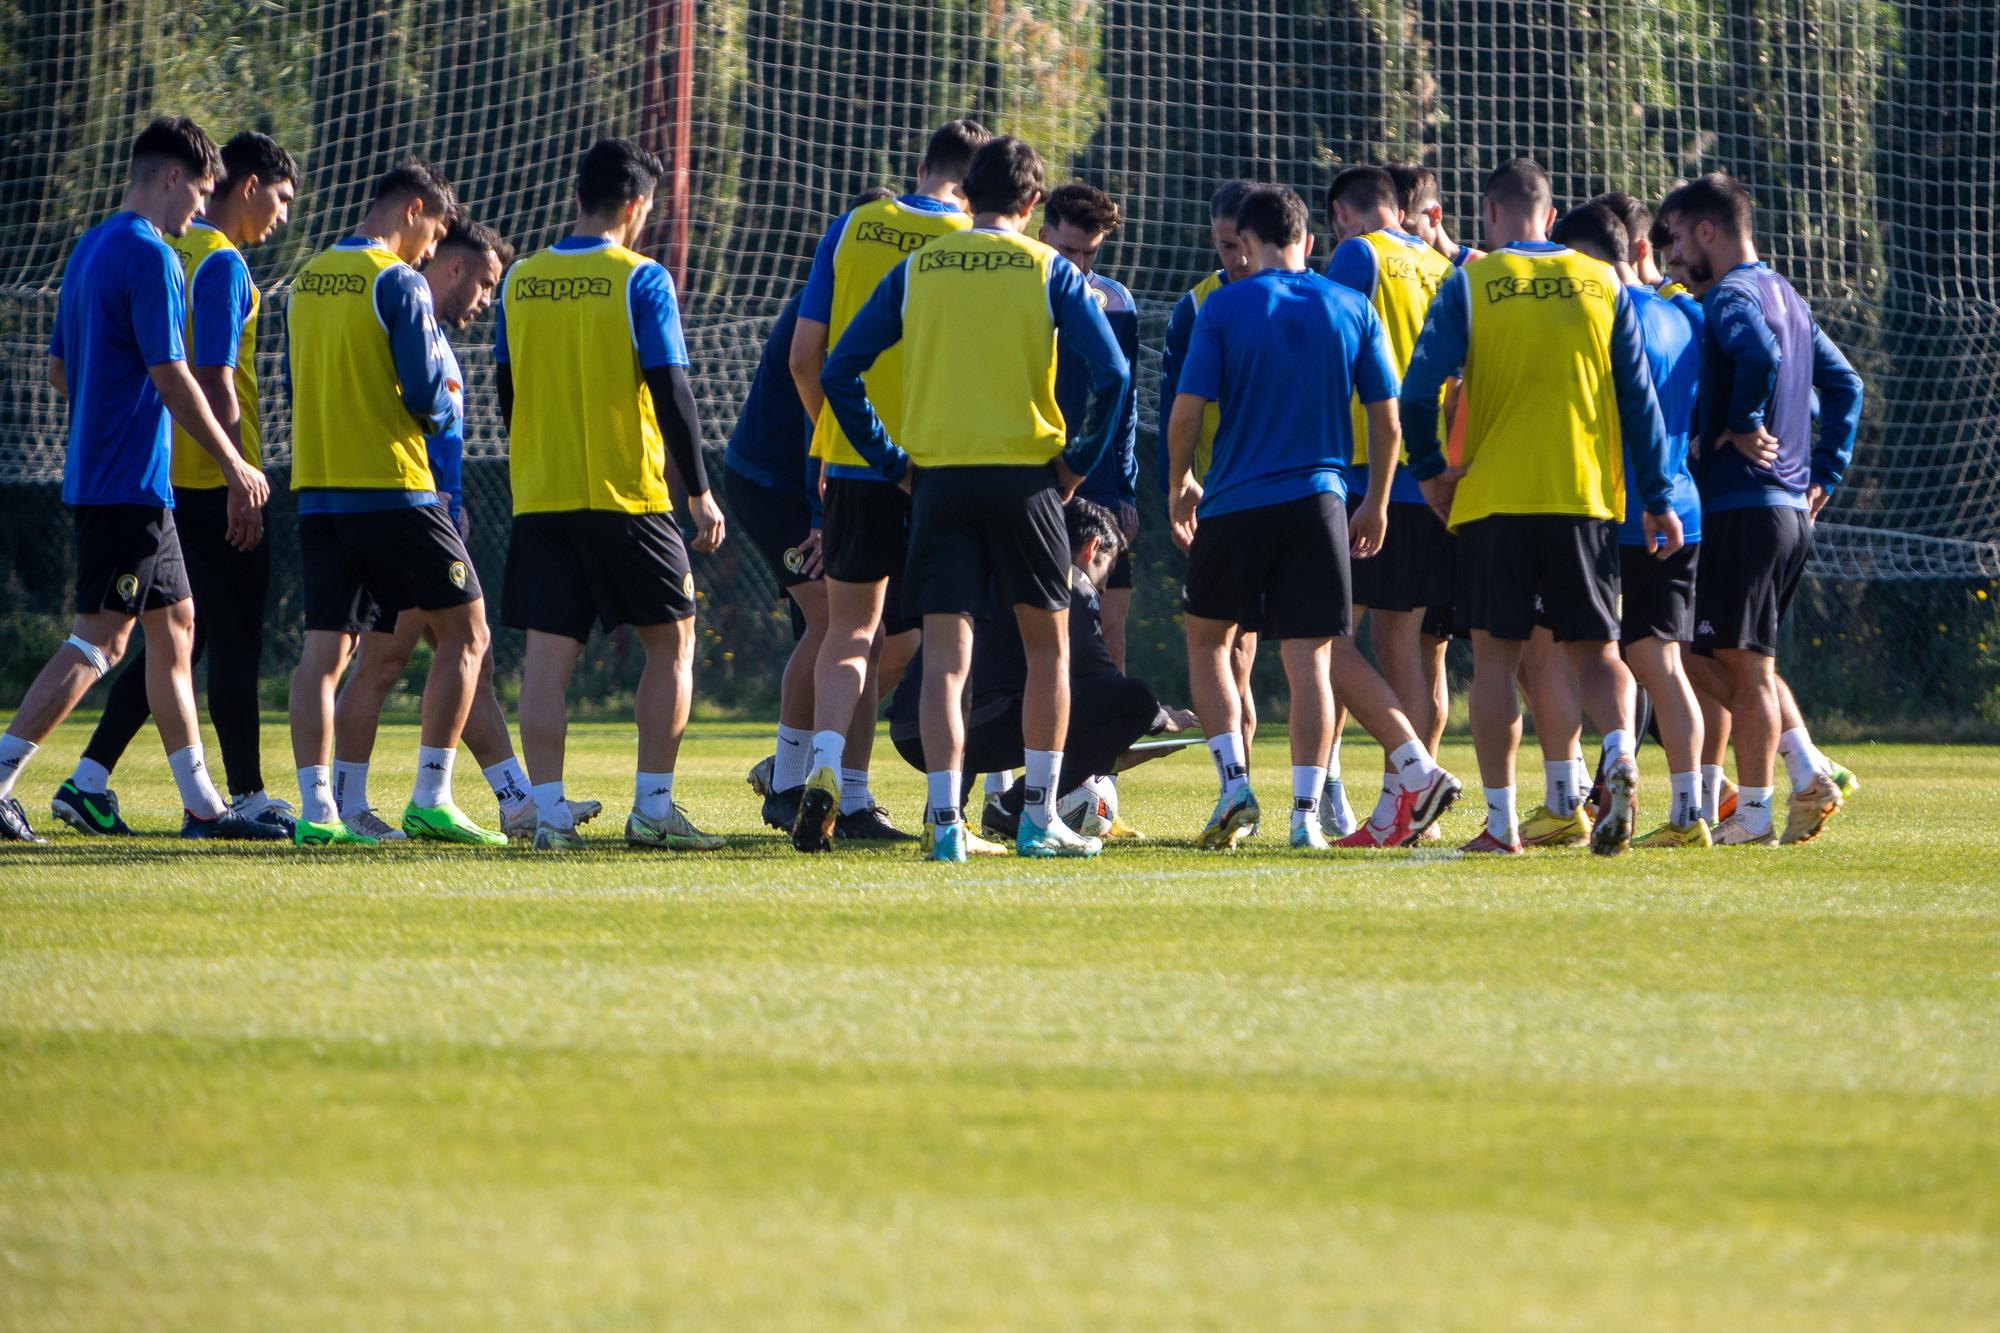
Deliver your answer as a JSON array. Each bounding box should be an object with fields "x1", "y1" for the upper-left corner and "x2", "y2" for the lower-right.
[
  {"x1": 1533, "y1": 594, "x2": 1545, "y2": 613},
  {"x1": 448, "y1": 560, "x2": 468, "y2": 590},
  {"x1": 1697, "y1": 619, "x2": 1715, "y2": 636},
  {"x1": 783, "y1": 546, "x2": 804, "y2": 574},
  {"x1": 115, "y1": 573, "x2": 140, "y2": 602},
  {"x1": 682, "y1": 571, "x2": 695, "y2": 597}
]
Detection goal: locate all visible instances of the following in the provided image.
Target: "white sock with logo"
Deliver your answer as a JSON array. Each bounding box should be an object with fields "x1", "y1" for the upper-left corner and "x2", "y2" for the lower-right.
[
  {"x1": 70, "y1": 757, "x2": 111, "y2": 795},
  {"x1": 1544, "y1": 760, "x2": 1577, "y2": 817},
  {"x1": 0, "y1": 734, "x2": 36, "y2": 801},
  {"x1": 1737, "y1": 786, "x2": 1775, "y2": 835},
  {"x1": 925, "y1": 771, "x2": 959, "y2": 825},
  {"x1": 635, "y1": 770, "x2": 674, "y2": 820},
  {"x1": 1370, "y1": 775, "x2": 1398, "y2": 827},
  {"x1": 1023, "y1": 750, "x2": 1061, "y2": 825},
  {"x1": 1700, "y1": 764, "x2": 1726, "y2": 824},
  {"x1": 774, "y1": 725, "x2": 811, "y2": 791},
  {"x1": 169, "y1": 744, "x2": 227, "y2": 819},
  {"x1": 840, "y1": 768, "x2": 873, "y2": 816},
  {"x1": 533, "y1": 779, "x2": 572, "y2": 830},
  {"x1": 1388, "y1": 740, "x2": 1438, "y2": 792},
  {"x1": 810, "y1": 730, "x2": 846, "y2": 779},
  {"x1": 484, "y1": 757, "x2": 532, "y2": 814},
  {"x1": 1207, "y1": 733, "x2": 1249, "y2": 797},
  {"x1": 333, "y1": 760, "x2": 370, "y2": 818},
  {"x1": 1292, "y1": 765, "x2": 1325, "y2": 833},
  {"x1": 411, "y1": 746, "x2": 455, "y2": 808},
  {"x1": 1603, "y1": 730, "x2": 1634, "y2": 764},
  {"x1": 1669, "y1": 771, "x2": 1701, "y2": 827},
  {"x1": 298, "y1": 765, "x2": 336, "y2": 824},
  {"x1": 1484, "y1": 786, "x2": 1518, "y2": 844},
  {"x1": 1777, "y1": 727, "x2": 1821, "y2": 790}
]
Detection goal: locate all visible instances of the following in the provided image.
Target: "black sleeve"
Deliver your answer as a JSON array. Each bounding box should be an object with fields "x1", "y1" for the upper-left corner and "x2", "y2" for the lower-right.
[
  {"x1": 497, "y1": 362, "x2": 514, "y2": 434},
  {"x1": 1068, "y1": 590, "x2": 1122, "y2": 682},
  {"x1": 642, "y1": 363, "x2": 710, "y2": 496}
]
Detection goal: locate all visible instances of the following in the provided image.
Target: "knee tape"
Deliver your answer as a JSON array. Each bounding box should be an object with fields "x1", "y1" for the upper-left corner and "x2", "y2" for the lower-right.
[{"x1": 65, "y1": 635, "x2": 110, "y2": 678}]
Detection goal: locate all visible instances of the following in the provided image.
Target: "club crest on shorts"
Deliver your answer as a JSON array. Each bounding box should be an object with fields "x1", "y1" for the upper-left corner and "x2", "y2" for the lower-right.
[
  {"x1": 115, "y1": 573, "x2": 139, "y2": 602},
  {"x1": 683, "y1": 570, "x2": 696, "y2": 597},
  {"x1": 783, "y1": 546, "x2": 804, "y2": 574},
  {"x1": 448, "y1": 560, "x2": 468, "y2": 589}
]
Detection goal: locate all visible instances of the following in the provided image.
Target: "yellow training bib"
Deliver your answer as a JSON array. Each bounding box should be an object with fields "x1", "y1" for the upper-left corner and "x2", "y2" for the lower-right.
[
  {"x1": 1347, "y1": 231, "x2": 1452, "y2": 467},
  {"x1": 167, "y1": 221, "x2": 259, "y2": 488},
  {"x1": 287, "y1": 241, "x2": 434, "y2": 491}
]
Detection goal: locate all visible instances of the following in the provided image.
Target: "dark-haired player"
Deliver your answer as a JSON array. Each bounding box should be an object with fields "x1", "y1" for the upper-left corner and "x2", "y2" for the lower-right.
[
  {"x1": 1168, "y1": 185, "x2": 1460, "y2": 852},
  {"x1": 55, "y1": 130, "x2": 298, "y2": 838},
  {"x1": 823, "y1": 135, "x2": 1130, "y2": 861},
  {"x1": 287, "y1": 156, "x2": 500, "y2": 846},
  {"x1": 2, "y1": 117, "x2": 275, "y2": 842},
  {"x1": 1322, "y1": 164, "x2": 1456, "y2": 842},
  {"x1": 1402, "y1": 158, "x2": 1675, "y2": 857},
  {"x1": 788, "y1": 119, "x2": 991, "y2": 852},
  {"x1": 1659, "y1": 172, "x2": 1862, "y2": 845},
  {"x1": 497, "y1": 137, "x2": 724, "y2": 852},
  {"x1": 1386, "y1": 161, "x2": 1483, "y2": 269}
]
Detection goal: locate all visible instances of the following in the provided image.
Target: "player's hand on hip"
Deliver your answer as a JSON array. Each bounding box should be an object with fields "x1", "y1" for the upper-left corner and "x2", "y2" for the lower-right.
[
  {"x1": 1721, "y1": 426, "x2": 1781, "y2": 468},
  {"x1": 1418, "y1": 467, "x2": 1461, "y2": 527},
  {"x1": 1350, "y1": 504, "x2": 1387, "y2": 559},
  {"x1": 1643, "y1": 508, "x2": 1684, "y2": 558},
  {"x1": 690, "y1": 490, "x2": 726, "y2": 554}
]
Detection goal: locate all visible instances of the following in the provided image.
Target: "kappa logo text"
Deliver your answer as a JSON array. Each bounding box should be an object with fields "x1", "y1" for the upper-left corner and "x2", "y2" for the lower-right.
[
  {"x1": 854, "y1": 220, "x2": 931, "y2": 253},
  {"x1": 1484, "y1": 275, "x2": 1607, "y2": 302},
  {"x1": 513, "y1": 275, "x2": 615, "y2": 301},
  {"x1": 917, "y1": 248, "x2": 1035, "y2": 273},
  {"x1": 296, "y1": 272, "x2": 366, "y2": 297}
]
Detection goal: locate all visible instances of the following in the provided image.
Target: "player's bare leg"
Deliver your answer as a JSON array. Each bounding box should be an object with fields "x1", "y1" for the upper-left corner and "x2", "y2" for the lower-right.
[
  {"x1": 1627, "y1": 636, "x2": 1710, "y2": 844},
  {"x1": 1714, "y1": 647, "x2": 1783, "y2": 844},
  {"x1": 795, "y1": 576, "x2": 885, "y2": 852},
  {"x1": 1328, "y1": 636, "x2": 1459, "y2": 846},
  {"x1": 1280, "y1": 637, "x2": 1335, "y2": 848},
  {"x1": 1187, "y1": 614, "x2": 1256, "y2": 849},
  {"x1": 1519, "y1": 627, "x2": 1589, "y2": 846}
]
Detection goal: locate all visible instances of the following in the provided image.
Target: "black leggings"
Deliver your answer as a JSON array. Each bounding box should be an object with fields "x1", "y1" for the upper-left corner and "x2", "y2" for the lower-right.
[
  {"x1": 84, "y1": 488, "x2": 271, "y2": 796},
  {"x1": 893, "y1": 673, "x2": 1160, "y2": 802}
]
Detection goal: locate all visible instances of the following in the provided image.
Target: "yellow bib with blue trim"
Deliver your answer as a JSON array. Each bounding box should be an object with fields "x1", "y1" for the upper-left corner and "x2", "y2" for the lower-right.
[
  {"x1": 1187, "y1": 269, "x2": 1225, "y2": 479},
  {"x1": 503, "y1": 243, "x2": 670, "y2": 514},
  {"x1": 1348, "y1": 231, "x2": 1452, "y2": 467},
  {"x1": 1451, "y1": 246, "x2": 1625, "y2": 529},
  {"x1": 812, "y1": 197, "x2": 970, "y2": 467},
  {"x1": 287, "y1": 243, "x2": 433, "y2": 491},
  {"x1": 167, "y1": 224, "x2": 259, "y2": 488},
  {"x1": 897, "y1": 229, "x2": 1064, "y2": 468}
]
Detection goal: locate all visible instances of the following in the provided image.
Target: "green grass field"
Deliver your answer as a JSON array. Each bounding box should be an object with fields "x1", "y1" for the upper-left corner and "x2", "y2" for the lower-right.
[{"x1": 2, "y1": 717, "x2": 1995, "y2": 1329}]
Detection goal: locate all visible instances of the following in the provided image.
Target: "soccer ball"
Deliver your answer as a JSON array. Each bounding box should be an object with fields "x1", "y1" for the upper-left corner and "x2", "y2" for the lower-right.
[{"x1": 1057, "y1": 775, "x2": 1117, "y2": 837}]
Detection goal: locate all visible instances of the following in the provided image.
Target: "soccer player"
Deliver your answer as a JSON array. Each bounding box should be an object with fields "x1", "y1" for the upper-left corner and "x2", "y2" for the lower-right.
[
  {"x1": 1167, "y1": 184, "x2": 1461, "y2": 852},
  {"x1": 786, "y1": 119, "x2": 990, "y2": 852},
  {"x1": 1322, "y1": 164, "x2": 1456, "y2": 844},
  {"x1": 496, "y1": 137, "x2": 725, "y2": 852},
  {"x1": 287, "y1": 157, "x2": 501, "y2": 848},
  {"x1": 326, "y1": 220, "x2": 589, "y2": 842},
  {"x1": 822, "y1": 134, "x2": 1130, "y2": 861},
  {"x1": 1658, "y1": 172, "x2": 1863, "y2": 845},
  {"x1": 52, "y1": 130, "x2": 298, "y2": 838},
  {"x1": 1526, "y1": 201, "x2": 1709, "y2": 848},
  {"x1": 1401, "y1": 158, "x2": 1677, "y2": 856},
  {"x1": 0, "y1": 117, "x2": 276, "y2": 843},
  {"x1": 1388, "y1": 162, "x2": 1484, "y2": 269},
  {"x1": 1159, "y1": 179, "x2": 1261, "y2": 760}
]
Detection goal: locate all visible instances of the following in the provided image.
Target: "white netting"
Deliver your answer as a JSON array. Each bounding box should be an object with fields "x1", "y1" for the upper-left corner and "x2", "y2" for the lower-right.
[{"x1": 2, "y1": 1, "x2": 1996, "y2": 580}]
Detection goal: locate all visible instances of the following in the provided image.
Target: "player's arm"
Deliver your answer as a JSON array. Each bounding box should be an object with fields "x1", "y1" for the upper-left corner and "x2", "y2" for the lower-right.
[
  {"x1": 1156, "y1": 291, "x2": 1196, "y2": 497},
  {"x1": 820, "y1": 260, "x2": 911, "y2": 483},
  {"x1": 1709, "y1": 286, "x2": 1782, "y2": 466},
  {"x1": 47, "y1": 357, "x2": 65, "y2": 396},
  {"x1": 1165, "y1": 301, "x2": 1224, "y2": 549},
  {"x1": 1608, "y1": 286, "x2": 1679, "y2": 555},
  {"x1": 1326, "y1": 236, "x2": 1379, "y2": 299},
  {"x1": 1049, "y1": 256, "x2": 1131, "y2": 494},
  {"x1": 1399, "y1": 270, "x2": 1470, "y2": 522},
  {"x1": 1807, "y1": 322, "x2": 1863, "y2": 515},
  {"x1": 494, "y1": 284, "x2": 514, "y2": 433},
  {"x1": 631, "y1": 260, "x2": 722, "y2": 552},
  {"x1": 1112, "y1": 304, "x2": 1141, "y2": 524},
  {"x1": 787, "y1": 218, "x2": 843, "y2": 423},
  {"x1": 188, "y1": 252, "x2": 255, "y2": 460},
  {"x1": 378, "y1": 267, "x2": 457, "y2": 439},
  {"x1": 1350, "y1": 310, "x2": 1402, "y2": 559}
]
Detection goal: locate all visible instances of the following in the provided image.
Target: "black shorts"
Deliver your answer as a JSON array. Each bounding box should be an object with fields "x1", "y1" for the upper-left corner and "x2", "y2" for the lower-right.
[
  {"x1": 72, "y1": 503, "x2": 192, "y2": 617},
  {"x1": 1420, "y1": 602, "x2": 1461, "y2": 641},
  {"x1": 906, "y1": 465, "x2": 1071, "y2": 617},
  {"x1": 1349, "y1": 498, "x2": 1455, "y2": 614},
  {"x1": 1456, "y1": 513, "x2": 1620, "y2": 642},
  {"x1": 1185, "y1": 492, "x2": 1352, "y2": 641},
  {"x1": 1105, "y1": 548, "x2": 1134, "y2": 591},
  {"x1": 300, "y1": 504, "x2": 481, "y2": 634},
  {"x1": 726, "y1": 465, "x2": 816, "y2": 594},
  {"x1": 369, "y1": 506, "x2": 472, "y2": 633},
  {"x1": 504, "y1": 510, "x2": 694, "y2": 640},
  {"x1": 171, "y1": 485, "x2": 272, "y2": 627},
  {"x1": 821, "y1": 475, "x2": 908, "y2": 585},
  {"x1": 1620, "y1": 540, "x2": 1699, "y2": 645},
  {"x1": 1692, "y1": 505, "x2": 1811, "y2": 658}
]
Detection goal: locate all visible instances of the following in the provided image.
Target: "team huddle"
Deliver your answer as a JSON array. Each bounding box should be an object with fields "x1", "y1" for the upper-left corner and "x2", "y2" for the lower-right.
[{"x1": 0, "y1": 112, "x2": 1863, "y2": 861}]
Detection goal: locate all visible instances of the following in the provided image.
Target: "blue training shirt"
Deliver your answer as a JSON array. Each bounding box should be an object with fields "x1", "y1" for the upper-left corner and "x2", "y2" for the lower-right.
[
  {"x1": 427, "y1": 329, "x2": 465, "y2": 523},
  {"x1": 50, "y1": 211, "x2": 187, "y2": 507},
  {"x1": 1624, "y1": 285, "x2": 1702, "y2": 546},
  {"x1": 1176, "y1": 267, "x2": 1398, "y2": 519},
  {"x1": 1062, "y1": 271, "x2": 1140, "y2": 505},
  {"x1": 1695, "y1": 261, "x2": 1863, "y2": 513},
  {"x1": 186, "y1": 222, "x2": 254, "y2": 372},
  {"x1": 723, "y1": 292, "x2": 819, "y2": 518}
]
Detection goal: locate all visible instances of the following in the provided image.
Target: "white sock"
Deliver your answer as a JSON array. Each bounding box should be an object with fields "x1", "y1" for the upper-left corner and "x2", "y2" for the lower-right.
[
  {"x1": 168, "y1": 744, "x2": 227, "y2": 819},
  {"x1": 1370, "y1": 776, "x2": 1398, "y2": 827},
  {"x1": 533, "y1": 779, "x2": 573, "y2": 830},
  {"x1": 635, "y1": 770, "x2": 674, "y2": 820},
  {"x1": 1484, "y1": 786, "x2": 1518, "y2": 844},
  {"x1": 1603, "y1": 729, "x2": 1634, "y2": 763},
  {"x1": 1292, "y1": 765, "x2": 1325, "y2": 831},
  {"x1": 1777, "y1": 727, "x2": 1820, "y2": 790},
  {"x1": 70, "y1": 757, "x2": 111, "y2": 795},
  {"x1": 840, "y1": 767, "x2": 873, "y2": 816},
  {"x1": 810, "y1": 730, "x2": 846, "y2": 777},
  {"x1": 925, "y1": 771, "x2": 959, "y2": 824},
  {"x1": 483, "y1": 757, "x2": 532, "y2": 813},
  {"x1": 1737, "y1": 785, "x2": 1775, "y2": 835},
  {"x1": 1544, "y1": 760, "x2": 1577, "y2": 817},
  {"x1": 984, "y1": 770, "x2": 1015, "y2": 796},
  {"x1": 0, "y1": 734, "x2": 36, "y2": 800},
  {"x1": 411, "y1": 746, "x2": 454, "y2": 808},
  {"x1": 775, "y1": 724, "x2": 811, "y2": 791},
  {"x1": 298, "y1": 765, "x2": 336, "y2": 824},
  {"x1": 1023, "y1": 749, "x2": 1061, "y2": 824},
  {"x1": 333, "y1": 760, "x2": 370, "y2": 817},
  {"x1": 1323, "y1": 735, "x2": 1343, "y2": 780},
  {"x1": 1670, "y1": 771, "x2": 1700, "y2": 827},
  {"x1": 1207, "y1": 732, "x2": 1249, "y2": 796},
  {"x1": 1571, "y1": 756, "x2": 1591, "y2": 804},
  {"x1": 1700, "y1": 765, "x2": 1726, "y2": 824},
  {"x1": 1388, "y1": 739, "x2": 1438, "y2": 793}
]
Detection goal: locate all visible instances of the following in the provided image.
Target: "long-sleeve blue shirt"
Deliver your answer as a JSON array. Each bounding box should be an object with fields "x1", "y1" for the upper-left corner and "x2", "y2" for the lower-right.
[
  {"x1": 1155, "y1": 270, "x2": 1225, "y2": 496},
  {"x1": 819, "y1": 239, "x2": 1128, "y2": 482},
  {"x1": 1061, "y1": 270, "x2": 1140, "y2": 505},
  {"x1": 1695, "y1": 261, "x2": 1863, "y2": 512},
  {"x1": 723, "y1": 292, "x2": 821, "y2": 522}
]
